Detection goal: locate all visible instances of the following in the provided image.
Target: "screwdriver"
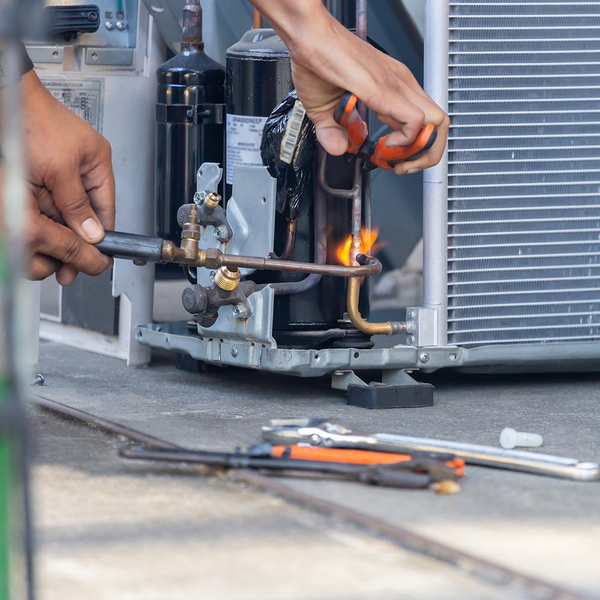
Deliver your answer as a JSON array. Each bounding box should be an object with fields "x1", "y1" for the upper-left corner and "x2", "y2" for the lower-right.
[
  {"x1": 334, "y1": 91, "x2": 438, "y2": 171},
  {"x1": 253, "y1": 444, "x2": 465, "y2": 477}
]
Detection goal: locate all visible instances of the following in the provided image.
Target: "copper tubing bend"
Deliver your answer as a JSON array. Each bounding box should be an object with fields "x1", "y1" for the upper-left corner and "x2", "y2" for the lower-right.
[{"x1": 346, "y1": 257, "x2": 406, "y2": 336}]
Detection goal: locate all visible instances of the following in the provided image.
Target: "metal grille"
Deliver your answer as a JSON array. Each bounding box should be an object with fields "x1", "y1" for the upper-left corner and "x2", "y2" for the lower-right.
[{"x1": 447, "y1": 0, "x2": 600, "y2": 346}]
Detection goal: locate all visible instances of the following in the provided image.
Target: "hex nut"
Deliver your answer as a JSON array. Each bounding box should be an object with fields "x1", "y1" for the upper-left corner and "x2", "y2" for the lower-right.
[
  {"x1": 214, "y1": 226, "x2": 230, "y2": 242},
  {"x1": 232, "y1": 303, "x2": 249, "y2": 319}
]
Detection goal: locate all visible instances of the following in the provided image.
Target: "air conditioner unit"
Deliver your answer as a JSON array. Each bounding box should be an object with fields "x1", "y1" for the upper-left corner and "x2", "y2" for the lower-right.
[{"x1": 415, "y1": 0, "x2": 600, "y2": 372}]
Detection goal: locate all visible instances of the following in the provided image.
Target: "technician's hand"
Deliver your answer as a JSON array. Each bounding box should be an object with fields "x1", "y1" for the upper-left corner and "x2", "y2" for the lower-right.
[
  {"x1": 20, "y1": 70, "x2": 116, "y2": 285},
  {"x1": 0, "y1": 170, "x2": 113, "y2": 283},
  {"x1": 251, "y1": 0, "x2": 449, "y2": 175}
]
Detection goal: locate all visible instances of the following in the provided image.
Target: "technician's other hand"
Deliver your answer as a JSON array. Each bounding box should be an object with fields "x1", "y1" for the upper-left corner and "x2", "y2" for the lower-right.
[
  {"x1": 284, "y1": 5, "x2": 449, "y2": 174},
  {"x1": 0, "y1": 169, "x2": 113, "y2": 285},
  {"x1": 20, "y1": 70, "x2": 115, "y2": 284}
]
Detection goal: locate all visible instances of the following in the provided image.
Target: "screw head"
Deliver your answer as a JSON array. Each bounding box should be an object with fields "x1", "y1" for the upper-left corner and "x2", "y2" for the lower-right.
[
  {"x1": 214, "y1": 226, "x2": 229, "y2": 242},
  {"x1": 105, "y1": 21, "x2": 115, "y2": 30},
  {"x1": 419, "y1": 352, "x2": 430, "y2": 363},
  {"x1": 407, "y1": 336, "x2": 415, "y2": 345},
  {"x1": 231, "y1": 347, "x2": 239, "y2": 358},
  {"x1": 116, "y1": 20, "x2": 127, "y2": 31}
]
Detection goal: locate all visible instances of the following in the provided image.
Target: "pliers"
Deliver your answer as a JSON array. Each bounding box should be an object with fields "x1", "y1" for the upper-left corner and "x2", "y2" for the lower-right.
[{"x1": 334, "y1": 91, "x2": 438, "y2": 171}]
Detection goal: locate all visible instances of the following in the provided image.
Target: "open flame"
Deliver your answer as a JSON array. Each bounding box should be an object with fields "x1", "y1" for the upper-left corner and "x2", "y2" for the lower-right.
[{"x1": 336, "y1": 227, "x2": 384, "y2": 266}]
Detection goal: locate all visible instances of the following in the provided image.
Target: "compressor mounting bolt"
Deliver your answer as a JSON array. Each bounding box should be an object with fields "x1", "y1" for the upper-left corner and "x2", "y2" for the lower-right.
[
  {"x1": 214, "y1": 226, "x2": 230, "y2": 242},
  {"x1": 232, "y1": 304, "x2": 249, "y2": 320}
]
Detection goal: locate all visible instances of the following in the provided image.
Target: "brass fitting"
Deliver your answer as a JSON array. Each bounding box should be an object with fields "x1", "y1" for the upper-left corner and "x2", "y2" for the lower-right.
[
  {"x1": 203, "y1": 192, "x2": 221, "y2": 210},
  {"x1": 214, "y1": 266, "x2": 241, "y2": 291}
]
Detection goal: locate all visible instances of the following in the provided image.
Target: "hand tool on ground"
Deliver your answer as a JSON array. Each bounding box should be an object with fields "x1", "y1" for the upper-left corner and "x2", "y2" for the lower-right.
[
  {"x1": 119, "y1": 445, "x2": 451, "y2": 489},
  {"x1": 261, "y1": 418, "x2": 600, "y2": 482},
  {"x1": 247, "y1": 443, "x2": 464, "y2": 477},
  {"x1": 334, "y1": 91, "x2": 438, "y2": 171}
]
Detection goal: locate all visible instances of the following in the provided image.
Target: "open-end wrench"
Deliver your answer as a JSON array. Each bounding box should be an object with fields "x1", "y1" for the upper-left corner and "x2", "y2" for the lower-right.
[{"x1": 262, "y1": 419, "x2": 600, "y2": 482}]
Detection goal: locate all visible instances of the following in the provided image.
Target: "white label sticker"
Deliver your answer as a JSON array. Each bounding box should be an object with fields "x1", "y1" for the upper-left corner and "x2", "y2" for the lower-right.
[
  {"x1": 39, "y1": 77, "x2": 105, "y2": 134},
  {"x1": 280, "y1": 100, "x2": 306, "y2": 164},
  {"x1": 226, "y1": 114, "x2": 268, "y2": 185}
]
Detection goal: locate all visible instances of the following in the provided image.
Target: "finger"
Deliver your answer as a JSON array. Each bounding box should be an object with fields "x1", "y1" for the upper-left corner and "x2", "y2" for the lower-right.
[
  {"x1": 81, "y1": 138, "x2": 116, "y2": 230},
  {"x1": 29, "y1": 254, "x2": 60, "y2": 281},
  {"x1": 49, "y1": 167, "x2": 106, "y2": 244},
  {"x1": 393, "y1": 114, "x2": 450, "y2": 175},
  {"x1": 375, "y1": 104, "x2": 425, "y2": 147},
  {"x1": 56, "y1": 264, "x2": 79, "y2": 287},
  {"x1": 34, "y1": 185, "x2": 64, "y2": 223},
  {"x1": 29, "y1": 212, "x2": 113, "y2": 276}
]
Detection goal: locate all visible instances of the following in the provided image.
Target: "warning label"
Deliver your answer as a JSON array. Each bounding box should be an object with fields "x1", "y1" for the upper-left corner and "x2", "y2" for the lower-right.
[
  {"x1": 226, "y1": 114, "x2": 268, "y2": 185},
  {"x1": 40, "y1": 77, "x2": 105, "y2": 134}
]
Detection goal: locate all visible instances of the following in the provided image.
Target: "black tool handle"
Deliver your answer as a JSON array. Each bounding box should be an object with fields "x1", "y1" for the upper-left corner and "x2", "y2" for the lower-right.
[
  {"x1": 95, "y1": 231, "x2": 164, "y2": 263},
  {"x1": 358, "y1": 467, "x2": 431, "y2": 489}
]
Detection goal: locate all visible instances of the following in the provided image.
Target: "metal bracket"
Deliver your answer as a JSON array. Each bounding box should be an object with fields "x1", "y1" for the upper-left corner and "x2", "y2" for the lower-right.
[
  {"x1": 331, "y1": 370, "x2": 369, "y2": 391},
  {"x1": 155, "y1": 103, "x2": 225, "y2": 125},
  {"x1": 198, "y1": 166, "x2": 276, "y2": 287},
  {"x1": 405, "y1": 307, "x2": 438, "y2": 347}
]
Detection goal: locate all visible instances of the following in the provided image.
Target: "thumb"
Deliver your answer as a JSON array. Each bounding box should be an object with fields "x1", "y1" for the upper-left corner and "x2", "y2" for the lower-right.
[
  {"x1": 311, "y1": 110, "x2": 349, "y2": 156},
  {"x1": 50, "y1": 167, "x2": 106, "y2": 244}
]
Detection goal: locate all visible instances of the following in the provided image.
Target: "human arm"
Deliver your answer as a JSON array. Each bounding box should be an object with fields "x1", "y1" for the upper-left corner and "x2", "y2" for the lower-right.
[
  {"x1": 0, "y1": 47, "x2": 115, "y2": 284},
  {"x1": 248, "y1": 0, "x2": 449, "y2": 175}
]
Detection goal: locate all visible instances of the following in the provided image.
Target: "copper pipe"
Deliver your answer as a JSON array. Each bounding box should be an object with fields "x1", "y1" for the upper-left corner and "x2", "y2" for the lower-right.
[
  {"x1": 272, "y1": 159, "x2": 327, "y2": 295},
  {"x1": 273, "y1": 219, "x2": 297, "y2": 260},
  {"x1": 182, "y1": 0, "x2": 204, "y2": 50},
  {"x1": 253, "y1": 9, "x2": 263, "y2": 29},
  {"x1": 220, "y1": 253, "x2": 380, "y2": 278},
  {"x1": 347, "y1": 278, "x2": 405, "y2": 336},
  {"x1": 346, "y1": 256, "x2": 406, "y2": 336},
  {"x1": 98, "y1": 231, "x2": 380, "y2": 277}
]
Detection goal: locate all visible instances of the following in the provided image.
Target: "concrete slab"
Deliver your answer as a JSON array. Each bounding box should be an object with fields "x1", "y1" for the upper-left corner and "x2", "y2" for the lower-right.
[
  {"x1": 32, "y1": 396, "x2": 516, "y2": 600},
  {"x1": 34, "y1": 341, "x2": 600, "y2": 599}
]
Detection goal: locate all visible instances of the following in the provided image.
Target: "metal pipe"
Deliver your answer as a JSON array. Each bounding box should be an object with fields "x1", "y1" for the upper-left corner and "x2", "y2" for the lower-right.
[
  {"x1": 317, "y1": 152, "x2": 358, "y2": 199},
  {"x1": 346, "y1": 257, "x2": 406, "y2": 336},
  {"x1": 272, "y1": 219, "x2": 297, "y2": 261},
  {"x1": 96, "y1": 231, "x2": 381, "y2": 278},
  {"x1": 422, "y1": 0, "x2": 449, "y2": 345},
  {"x1": 221, "y1": 253, "x2": 380, "y2": 278},
  {"x1": 272, "y1": 151, "x2": 328, "y2": 296},
  {"x1": 350, "y1": 158, "x2": 363, "y2": 265},
  {"x1": 181, "y1": 0, "x2": 203, "y2": 50}
]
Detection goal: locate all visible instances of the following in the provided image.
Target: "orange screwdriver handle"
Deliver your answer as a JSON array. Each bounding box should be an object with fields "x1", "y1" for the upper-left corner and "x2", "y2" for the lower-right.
[
  {"x1": 371, "y1": 124, "x2": 437, "y2": 170},
  {"x1": 271, "y1": 445, "x2": 464, "y2": 477},
  {"x1": 334, "y1": 92, "x2": 368, "y2": 154}
]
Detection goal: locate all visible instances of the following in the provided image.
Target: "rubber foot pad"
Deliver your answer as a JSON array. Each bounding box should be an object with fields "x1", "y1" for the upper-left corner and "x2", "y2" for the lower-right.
[{"x1": 347, "y1": 383, "x2": 435, "y2": 409}]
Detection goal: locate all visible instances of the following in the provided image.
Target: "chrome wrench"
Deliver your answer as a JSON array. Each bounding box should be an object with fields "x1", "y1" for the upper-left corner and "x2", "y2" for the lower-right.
[{"x1": 262, "y1": 419, "x2": 600, "y2": 482}]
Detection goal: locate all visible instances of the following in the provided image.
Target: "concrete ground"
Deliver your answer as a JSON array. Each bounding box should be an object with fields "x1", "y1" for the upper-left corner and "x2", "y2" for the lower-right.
[{"x1": 30, "y1": 340, "x2": 600, "y2": 600}]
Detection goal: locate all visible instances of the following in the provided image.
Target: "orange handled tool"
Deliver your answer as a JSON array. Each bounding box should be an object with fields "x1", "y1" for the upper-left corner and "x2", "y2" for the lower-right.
[
  {"x1": 270, "y1": 445, "x2": 464, "y2": 477},
  {"x1": 334, "y1": 91, "x2": 438, "y2": 171}
]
